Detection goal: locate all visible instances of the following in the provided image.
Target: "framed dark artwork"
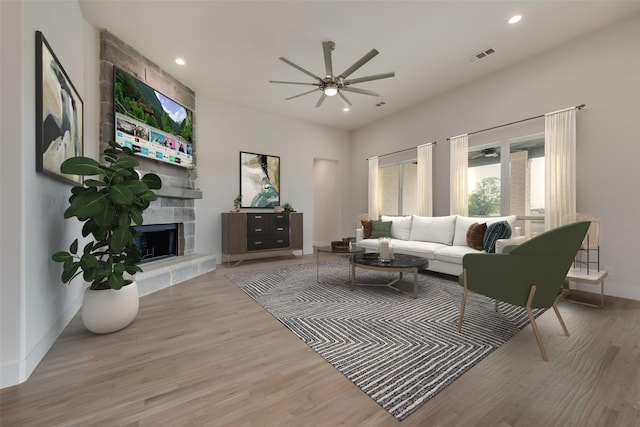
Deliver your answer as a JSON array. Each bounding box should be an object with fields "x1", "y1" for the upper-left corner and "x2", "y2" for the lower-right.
[
  {"x1": 35, "y1": 30, "x2": 84, "y2": 185},
  {"x1": 240, "y1": 151, "x2": 280, "y2": 208}
]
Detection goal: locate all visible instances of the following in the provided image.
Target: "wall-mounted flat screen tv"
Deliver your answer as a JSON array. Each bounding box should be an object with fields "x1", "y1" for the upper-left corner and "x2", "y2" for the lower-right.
[{"x1": 113, "y1": 66, "x2": 193, "y2": 168}]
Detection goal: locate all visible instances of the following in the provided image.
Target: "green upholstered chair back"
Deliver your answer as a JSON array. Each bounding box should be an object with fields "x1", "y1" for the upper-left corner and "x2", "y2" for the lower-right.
[{"x1": 461, "y1": 221, "x2": 591, "y2": 308}]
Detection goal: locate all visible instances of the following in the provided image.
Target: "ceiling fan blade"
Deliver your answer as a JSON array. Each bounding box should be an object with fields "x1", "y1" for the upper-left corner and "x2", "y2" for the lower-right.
[
  {"x1": 345, "y1": 72, "x2": 395, "y2": 85},
  {"x1": 338, "y1": 91, "x2": 352, "y2": 107},
  {"x1": 315, "y1": 93, "x2": 327, "y2": 108},
  {"x1": 279, "y1": 57, "x2": 323, "y2": 81},
  {"x1": 339, "y1": 49, "x2": 379, "y2": 79},
  {"x1": 341, "y1": 87, "x2": 380, "y2": 97},
  {"x1": 322, "y1": 41, "x2": 334, "y2": 78},
  {"x1": 286, "y1": 88, "x2": 321, "y2": 100},
  {"x1": 269, "y1": 80, "x2": 320, "y2": 86}
]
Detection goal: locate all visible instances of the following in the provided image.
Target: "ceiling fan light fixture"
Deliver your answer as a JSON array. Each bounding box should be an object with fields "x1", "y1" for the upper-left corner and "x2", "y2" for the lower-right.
[{"x1": 324, "y1": 83, "x2": 338, "y2": 96}]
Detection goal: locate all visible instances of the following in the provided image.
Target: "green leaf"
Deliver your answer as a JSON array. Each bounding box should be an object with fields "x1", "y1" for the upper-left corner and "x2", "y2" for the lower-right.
[
  {"x1": 83, "y1": 242, "x2": 94, "y2": 255},
  {"x1": 125, "y1": 180, "x2": 148, "y2": 195},
  {"x1": 68, "y1": 191, "x2": 109, "y2": 218},
  {"x1": 93, "y1": 202, "x2": 116, "y2": 227},
  {"x1": 130, "y1": 209, "x2": 143, "y2": 226},
  {"x1": 109, "y1": 184, "x2": 134, "y2": 205},
  {"x1": 113, "y1": 157, "x2": 138, "y2": 169},
  {"x1": 69, "y1": 239, "x2": 78, "y2": 254},
  {"x1": 52, "y1": 251, "x2": 72, "y2": 262},
  {"x1": 61, "y1": 263, "x2": 80, "y2": 283},
  {"x1": 84, "y1": 179, "x2": 106, "y2": 187},
  {"x1": 110, "y1": 225, "x2": 131, "y2": 253},
  {"x1": 60, "y1": 157, "x2": 103, "y2": 176},
  {"x1": 108, "y1": 273, "x2": 124, "y2": 290},
  {"x1": 141, "y1": 173, "x2": 162, "y2": 190},
  {"x1": 139, "y1": 191, "x2": 158, "y2": 202}
]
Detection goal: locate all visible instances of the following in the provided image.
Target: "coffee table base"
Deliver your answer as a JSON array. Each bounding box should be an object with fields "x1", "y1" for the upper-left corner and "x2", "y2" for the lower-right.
[{"x1": 350, "y1": 263, "x2": 420, "y2": 298}]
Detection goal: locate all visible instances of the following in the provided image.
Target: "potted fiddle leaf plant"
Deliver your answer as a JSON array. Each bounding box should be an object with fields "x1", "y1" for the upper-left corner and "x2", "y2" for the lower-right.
[{"x1": 51, "y1": 141, "x2": 162, "y2": 334}]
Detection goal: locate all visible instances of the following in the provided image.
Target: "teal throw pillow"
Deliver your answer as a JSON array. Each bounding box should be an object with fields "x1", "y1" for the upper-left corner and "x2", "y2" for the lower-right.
[
  {"x1": 483, "y1": 221, "x2": 512, "y2": 253},
  {"x1": 370, "y1": 220, "x2": 392, "y2": 239}
]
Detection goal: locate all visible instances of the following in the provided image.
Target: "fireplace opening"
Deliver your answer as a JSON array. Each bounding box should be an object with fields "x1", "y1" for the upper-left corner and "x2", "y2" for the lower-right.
[{"x1": 133, "y1": 223, "x2": 180, "y2": 264}]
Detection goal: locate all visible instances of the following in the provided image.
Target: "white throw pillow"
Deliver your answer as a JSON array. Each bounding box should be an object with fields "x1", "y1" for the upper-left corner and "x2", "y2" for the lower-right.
[
  {"x1": 381, "y1": 215, "x2": 413, "y2": 240},
  {"x1": 410, "y1": 215, "x2": 456, "y2": 245}
]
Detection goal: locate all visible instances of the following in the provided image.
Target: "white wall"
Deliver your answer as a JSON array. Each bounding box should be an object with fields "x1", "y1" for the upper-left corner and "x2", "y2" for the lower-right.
[
  {"x1": 0, "y1": 0, "x2": 100, "y2": 387},
  {"x1": 313, "y1": 159, "x2": 340, "y2": 247},
  {"x1": 194, "y1": 98, "x2": 351, "y2": 262},
  {"x1": 351, "y1": 13, "x2": 640, "y2": 300}
]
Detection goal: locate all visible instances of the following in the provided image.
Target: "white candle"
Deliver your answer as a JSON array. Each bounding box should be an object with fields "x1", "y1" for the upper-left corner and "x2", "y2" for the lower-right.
[{"x1": 380, "y1": 239, "x2": 390, "y2": 260}]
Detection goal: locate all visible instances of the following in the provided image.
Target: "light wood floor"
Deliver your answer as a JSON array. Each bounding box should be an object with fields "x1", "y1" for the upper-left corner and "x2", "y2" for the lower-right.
[{"x1": 2, "y1": 255, "x2": 639, "y2": 426}]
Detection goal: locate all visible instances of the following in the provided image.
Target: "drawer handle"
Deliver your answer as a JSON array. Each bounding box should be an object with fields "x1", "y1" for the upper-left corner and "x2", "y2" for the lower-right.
[
  {"x1": 277, "y1": 240, "x2": 284, "y2": 243},
  {"x1": 254, "y1": 215, "x2": 262, "y2": 219},
  {"x1": 254, "y1": 241, "x2": 262, "y2": 245},
  {"x1": 254, "y1": 228, "x2": 262, "y2": 232},
  {"x1": 276, "y1": 227, "x2": 284, "y2": 231}
]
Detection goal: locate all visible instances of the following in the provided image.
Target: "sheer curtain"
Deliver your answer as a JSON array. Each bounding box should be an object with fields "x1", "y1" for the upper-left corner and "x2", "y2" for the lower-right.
[
  {"x1": 417, "y1": 143, "x2": 433, "y2": 216},
  {"x1": 545, "y1": 107, "x2": 576, "y2": 230},
  {"x1": 368, "y1": 156, "x2": 379, "y2": 220},
  {"x1": 449, "y1": 134, "x2": 468, "y2": 215}
]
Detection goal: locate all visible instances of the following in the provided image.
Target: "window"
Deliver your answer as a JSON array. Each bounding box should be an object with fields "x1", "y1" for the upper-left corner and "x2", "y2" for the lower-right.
[
  {"x1": 467, "y1": 135, "x2": 545, "y2": 235},
  {"x1": 378, "y1": 161, "x2": 418, "y2": 216}
]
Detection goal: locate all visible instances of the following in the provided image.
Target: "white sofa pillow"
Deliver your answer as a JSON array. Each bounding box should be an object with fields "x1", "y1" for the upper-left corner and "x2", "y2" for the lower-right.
[
  {"x1": 381, "y1": 215, "x2": 412, "y2": 240},
  {"x1": 410, "y1": 215, "x2": 456, "y2": 245},
  {"x1": 452, "y1": 215, "x2": 517, "y2": 246}
]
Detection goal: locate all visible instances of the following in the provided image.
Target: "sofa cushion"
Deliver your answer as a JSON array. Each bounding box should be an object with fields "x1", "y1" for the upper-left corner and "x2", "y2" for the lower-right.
[
  {"x1": 370, "y1": 220, "x2": 392, "y2": 239},
  {"x1": 361, "y1": 220, "x2": 372, "y2": 239},
  {"x1": 410, "y1": 215, "x2": 456, "y2": 245},
  {"x1": 434, "y1": 245, "x2": 483, "y2": 264},
  {"x1": 483, "y1": 221, "x2": 512, "y2": 253},
  {"x1": 358, "y1": 238, "x2": 444, "y2": 260},
  {"x1": 466, "y1": 222, "x2": 487, "y2": 250},
  {"x1": 381, "y1": 215, "x2": 413, "y2": 240},
  {"x1": 452, "y1": 215, "x2": 517, "y2": 246}
]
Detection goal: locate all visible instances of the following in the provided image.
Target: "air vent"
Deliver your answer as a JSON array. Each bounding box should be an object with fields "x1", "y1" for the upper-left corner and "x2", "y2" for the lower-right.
[{"x1": 467, "y1": 47, "x2": 496, "y2": 63}]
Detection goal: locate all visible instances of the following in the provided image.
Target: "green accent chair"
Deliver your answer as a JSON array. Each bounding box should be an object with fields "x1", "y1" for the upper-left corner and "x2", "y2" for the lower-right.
[{"x1": 457, "y1": 221, "x2": 591, "y2": 361}]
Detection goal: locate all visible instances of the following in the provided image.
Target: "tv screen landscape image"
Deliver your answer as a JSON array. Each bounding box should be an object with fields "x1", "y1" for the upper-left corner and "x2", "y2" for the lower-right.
[{"x1": 114, "y1": 66, "x2": 193, "y2": 168}]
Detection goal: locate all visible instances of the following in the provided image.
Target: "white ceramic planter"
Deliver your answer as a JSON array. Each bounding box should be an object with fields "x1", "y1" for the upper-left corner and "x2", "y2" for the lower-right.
[{"x1": 81, "y1": 281, "x2": 139, "y2": 334}]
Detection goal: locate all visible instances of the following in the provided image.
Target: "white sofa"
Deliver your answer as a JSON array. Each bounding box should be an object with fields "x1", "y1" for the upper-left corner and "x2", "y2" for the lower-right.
[{"x1": 356, "y1": 214, "x2": 524, "y2": 276}]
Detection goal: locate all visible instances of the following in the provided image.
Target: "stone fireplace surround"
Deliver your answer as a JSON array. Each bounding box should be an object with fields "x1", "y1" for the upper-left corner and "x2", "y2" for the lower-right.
[{"x1": 99, "y1": 31, "x2": 215, "y2": 296}]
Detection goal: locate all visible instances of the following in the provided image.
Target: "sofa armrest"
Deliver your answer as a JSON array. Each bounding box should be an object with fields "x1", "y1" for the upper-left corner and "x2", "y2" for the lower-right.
[
  {"x1": 496, "y1": 236, "x2": 527, "y2": 254},
  {"x1": 356, "y1": 228, "x2": 364, "y2": 242}
]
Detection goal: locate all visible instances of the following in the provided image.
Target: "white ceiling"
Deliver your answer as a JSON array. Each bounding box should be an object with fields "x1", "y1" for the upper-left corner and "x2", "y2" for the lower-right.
[{"x1": 79, "y1": 1, "x2": 640, "y2": 131}]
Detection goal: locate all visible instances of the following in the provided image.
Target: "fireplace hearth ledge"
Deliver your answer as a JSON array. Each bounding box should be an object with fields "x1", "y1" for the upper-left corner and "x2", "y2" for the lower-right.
[
  {"x1": 155, "y1": 187, "x2": 202, "y2": 200},
  {"x1": 134, "y1": 253, "x2": 216, "y2": 296}
]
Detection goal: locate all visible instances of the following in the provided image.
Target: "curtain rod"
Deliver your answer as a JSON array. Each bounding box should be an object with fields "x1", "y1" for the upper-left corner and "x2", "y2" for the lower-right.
[
  {"x1": 366, "y1": 141, "x2": 437, "y2": 161},
  {"x1": 446, "y1": 104, "x2": 586, "y2": 141}
]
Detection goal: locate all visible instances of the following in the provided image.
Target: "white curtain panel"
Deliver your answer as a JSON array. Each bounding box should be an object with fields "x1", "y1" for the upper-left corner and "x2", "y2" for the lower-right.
[
  {"x1": 449, "y1": 134, "x2": 469, "y2": 215},
  {"x1": 368, "y1": 156, "x2": 379, "y2": 220},
  {"x1": 545, "y1": 107, "x2": 576, "y2": 230},
  {"x1": 417, "y1": 143, "x2": 433, "y2": 216}
]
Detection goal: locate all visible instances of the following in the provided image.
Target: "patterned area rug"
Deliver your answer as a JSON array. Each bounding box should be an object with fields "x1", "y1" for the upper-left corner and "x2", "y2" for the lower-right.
[{"x1": 226, "y1": 260, "x2": 542, "y2": 421}]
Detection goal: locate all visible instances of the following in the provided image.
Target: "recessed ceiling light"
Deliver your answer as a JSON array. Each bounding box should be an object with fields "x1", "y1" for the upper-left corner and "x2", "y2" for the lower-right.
[
  {"x1": 343, "y1": 107, "x2": 350, "y2": 112},
  {"x1": 508, "y1": 15, "x2": 522, "y2": 24},
  {"x1": 175, "y1": 58, "x2": 186, "y2": 65}
]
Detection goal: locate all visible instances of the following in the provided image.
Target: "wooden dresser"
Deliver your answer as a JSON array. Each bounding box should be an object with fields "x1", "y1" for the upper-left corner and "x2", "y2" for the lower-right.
[{"x1": 221, "y1": 212, "x2": 303, "y2": 265}]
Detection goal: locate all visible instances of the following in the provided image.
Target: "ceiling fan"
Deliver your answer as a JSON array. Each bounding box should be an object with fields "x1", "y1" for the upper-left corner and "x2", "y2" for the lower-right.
[
  {"x1": 470, "y1": 148, "x2": 500, "y2": 159},
  {"x1": 269, "y1": 41, "x2": 395, "y2": 108}
]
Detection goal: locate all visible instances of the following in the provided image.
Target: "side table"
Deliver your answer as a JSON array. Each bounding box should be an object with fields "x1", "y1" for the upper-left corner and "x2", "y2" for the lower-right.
[
  {"x1": 563, "y1": 268, "x2": 608, "y2": 308},
  {"x1": 316, "y1": 245, "x2": 365, "y2": 284}
]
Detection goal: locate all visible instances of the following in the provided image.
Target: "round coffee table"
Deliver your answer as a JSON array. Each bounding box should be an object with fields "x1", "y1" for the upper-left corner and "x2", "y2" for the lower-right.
[{"x1": 351, "y1": 253, "x2": 429, "y2": 298}]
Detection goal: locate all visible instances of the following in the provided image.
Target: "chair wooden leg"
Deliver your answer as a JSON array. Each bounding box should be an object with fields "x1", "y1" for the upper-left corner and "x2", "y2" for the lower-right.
[
  {"x1": 458, "y1": 269, "x2": 468, "y2": 333},
  {"x1": 552, "y1": 295, "x2": 570, "y2": 337},
  {"x1": 495, "y1": 300, "x2": 500, "y2": 312},
  {"x1": 526, "y1": 285, "x2": 548, "y2": 361}
]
